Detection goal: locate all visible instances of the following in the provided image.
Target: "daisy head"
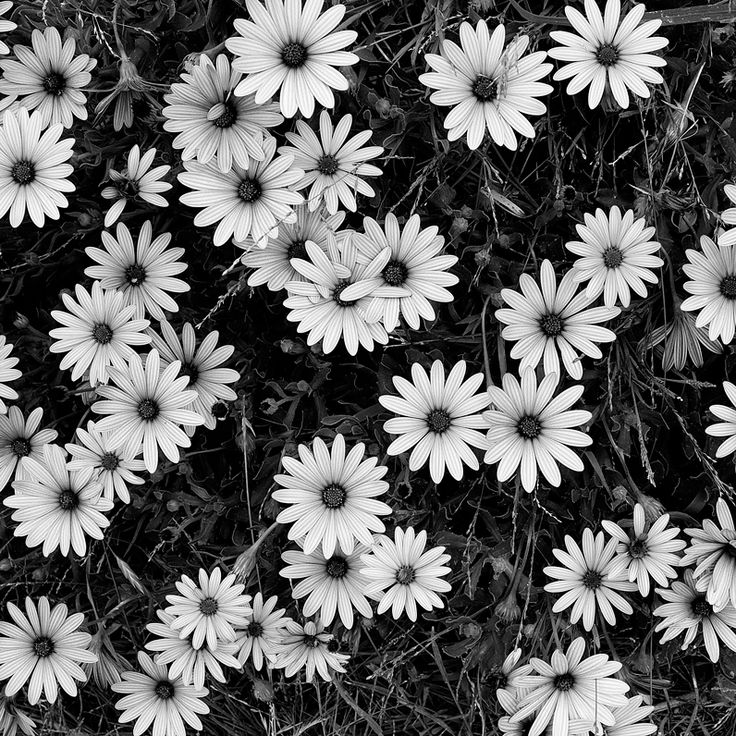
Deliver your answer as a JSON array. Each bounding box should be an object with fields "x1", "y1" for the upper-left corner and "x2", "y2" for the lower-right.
[
  {"x1": 234, "y1": 593, "x2": 292, "y2": 671},
  {"x1": 0, "y1": 335, "x2": 21, "y2": 414},
  {"x1": 273, "y1": 619, "x2": 349, "y2": 682},
  {"x1": 0, "y1": 406, "x2": 58, "y2": 489}
]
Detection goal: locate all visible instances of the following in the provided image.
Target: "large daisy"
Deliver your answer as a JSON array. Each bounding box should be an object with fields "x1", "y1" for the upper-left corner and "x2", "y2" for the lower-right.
[
  {"x1": 0, "y1": 406, "x2": 58, "y2": 489},
  {"x1": 0, "y1": 335, "x2": 21, "y2": 414},
  {"x1": 272, "y1": 619, "x2": 349, "y2": 682},
  {"x1": 419, "y1": 20, "x2": 553, "y2": 150}
]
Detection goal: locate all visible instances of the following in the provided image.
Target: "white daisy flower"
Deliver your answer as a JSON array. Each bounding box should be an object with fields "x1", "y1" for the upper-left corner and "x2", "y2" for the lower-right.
[
  {"x1": 233, "y1": 593, "x2": 291, "y2": 671},
  {"x1": 719, "y1": 183, "x2": 736, "y2": 247},
  {"x1": 84, "y1": 220, "x2": 190, "y2": 322},
  {"x1": 164, "y1": 568, "x2": 252, "y2": 651},
  {"x1": 48, "y1": 280, "x2": 151, "y2": 386},
  {"x1": 548, "y1": 0, "x2": 668, "y2": 109},
  {"x1": 605, "y1": 695, "x2": 657, "y2": 736},
  {"x1": 653, "y1": 569, "x2": 736, "y2": 663},
  {"x1": 379, "y1": 359, "x2": 489, "y2": 484},
  {"x1": 601, "y1": 502, "x2": 686, "y2": 597},
  {"x1": 0, "y1": 107, "x2": 74, "y2": 228},
  {"x1": 226, "y1": 0, "x2": 359, "y2": 119},
  {"x1": 280, "y1": 111, "x2": 383, "y2": 214},
  {"x1": 0, "y1": 335, "x2": 21, "y2": 414},
  {"x1": 65, "y1": 421, "x2": 146, "y2": 504},
  {"x1": 0, "y1": 2, "x2": 17, "y2": 56},
  {"x1": 565, "y1": 206, "x2": 663, "y2": 308},
  {"x1": 543, "y1": 527, "x2": 638, "y2": 631},
  {"x1": 163, "y1": 54, "x2": 283, "y2": 172},
  {"x1": 681, "y1": 236, "x2": 736, "y2": 343},
  {"x1": 112, "y1": 651, "x2": 209, "y2": 736},
  {"x1": 0, "y1": 406, "x2": 58, "y2": 489},
  {"x1": 272, "y1": 433, "x2": 391, "y2": 557},
  {"x1": 353, "y1": 213, "x2": 459, "y2": 332},
  {"x1": 0, "y1": 26, "x2": 96, "y2": 128},
  {"x1": 178, "y1": 136, "x2": 304, "y2": 247},
  {"x1": 483, "y1": 369, "x2": 592, "y2": 493},
  {"x1": 495, "y1": 259, "x2": 619, "y2": 380},
  {"x1": 272, "y1": 619, "x2": 349, "y2": 682},
  {"x1": 360, "y1": 527, "x2": 452, "y2": 622},
  {"x1": 706, "y1": 381, "x2": 736, "y2": 458},
  {"x1": 0, "y1": 596, "x2": 97, "y2": 705},
  {"x1": 5, "y1": 444, "x2": 112, "y2": 557},
  {"x1": 496, "y1": 648, "x2": 533, "y2": 700},
  {"x1": 418, "y1": 20, "x2": 553, "y2": 150}
]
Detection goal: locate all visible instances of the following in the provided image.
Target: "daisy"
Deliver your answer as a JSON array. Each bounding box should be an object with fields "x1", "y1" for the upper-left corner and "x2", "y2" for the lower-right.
[
  {"x1": 0, "y1": 335, "x2": 21, "y2": 414},
  {"x1": 0, "y1": 2, "x2": 16, "y2": 56},
  {"x1": 147, "y1": 320, "x2": 239, "y2": 432},
  {"x1": 0, "y1": 406, "x2": 58, "y2": 489},
  {"x1": 91, "y1": 349, "x2": 204, "y2": 473},
  {"x1": 548, "y1": 0, "x2": 668, "y2": 109},
  {"x1": 495, "y1": 259, "x2": 619, "y2": 380},
  {"x1": 418, "y1": 20, "x2": 553, "y2": 150},
  {"x1": 681, "y1": 236, "x2": 736, "y2": 343},
  {"x1": 84, "y1": 220, "x2": 190, "y2": 322},
  {"x1": 601, "y1": 503, "x2": 686, "y2": 596},
  {"x1": 280, "y1": 111, "x2": 383, "y2": 214},
  {"x1": 0, "y1": 107, "x2": 74, "y2": 228},
  {"x1": 164, "y1": 568, "x2": 252, "y2": 651},
  {"x1": 0, "y1": 596, "x2": 97, "y2": 705},
  {"x1": 272, "y1": 619, "x2": 349, "y2": 682},
  {"x1": 605, "y1": 695, "x2": 657, "y2": 736},
  {"x1": 379, "y1": 359, "x2": 490, "y2": 484},
  {"x1": 163, "y1": 54, "x2": 283, "y2": 172},
  {"x1": 226, "y1": 0, "x2": 360, "y2": 119},
  {"x1": 5, "y1": 444, "x2": 112, "y2": 557},
  {"x1": 565, "y1": 206, "x2": 664, "y2": 309},
  {"x1": 101, "y1": 145, "x2": 172, "y2": 227},
  {"x1": 360, "y1": 527, "x2": 452, "y2": 622},
  {"x1": 272, "y1": 433, "x2": 391, "y2": 556},
  {"x1": 719, "y1": 183, "x2": 736, "y2": 247},
  {"x1": 496, "y1": 648, "x2": 533, "y2": 698},
  {"x1": 484, "y1": 369, "x2": 592, "y2": 493},
  {"x1": 0, "y1": 26, "x2": 96, "y2": 128},
  {"x1": 66, "y1": 421, "x2": 146, "y2": 504},
  {"x1": 233, "y1": 593, "x2": 291, "y2": 671},
  {"x1": 112, "y1": 651, "x2": 209, "y2": 736},
  {"x1": 706, "y1": 381, "x2": 736, "y2": 458},
  {"x1": 353, "y1": 213, "x2": 459, "y2": 332},
  {"x1": 543, "y1": 528, "x2": 638, "y2": 631},
  {"x1": 653, "y1": 569, "x2": 736, "y2": 663},
  {"x1": 49, "y1": 280, "x2": 151, "y2": 386}
]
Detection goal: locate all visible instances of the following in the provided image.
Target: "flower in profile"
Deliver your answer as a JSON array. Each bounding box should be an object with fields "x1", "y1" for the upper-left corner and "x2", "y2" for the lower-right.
[
  {"x1": 484, "y1": 369, "x2": 592, "y2": 493},
  {"x1": 234, "y1": 593, "x2": 291, "y2": 671},
  {"x1": 719, "y1": 183, "x2": 736, "y2": 246},
  {"x1": 379, "y1": 359, "x2": 489, "y2": 483},
  {"x1": 164, "y1": 54, "x2": 283, "y2": 172},
  {"x1": 602, "y1": 503, "x2": 686, "y2": 597},
  {"x1": 0, "y1": 406, "x2": 58, "y2": 489},
  {"x1": 0, "y1": 596, "x2": 97, "y2": 705},
  {"x1": 84, "y1": 220, "x2": 190, "y2": 321},
  {"x1": 0, "y1": 107, "x2": 74, "y2": 228},
  {"x1": 496, "y1": 259, "x2": 619, "y2": 380},
  {"x1": 226, "y1": 0, "x2": 359, "y2": 118},
  {"x1": 548, "y1": 0, "x2": 668, "y2": 109},
  {"x1": 49, "y1": 280, "x2": 151, "y2": 386},
  {"x1": 0, "y1": 26, "x2": 96, "y2": 128},
  {"x1": 565, "y1": 206, "x2": 663, "y2": 308},
  {"x1": 0, "y1": 335, "x2": 21, "y2": 414},
  {"x1": 495, "y1": 648, "x2": 533, "y2": 699},
  {"x1": 272, "y1": 619, "x2": 349, "y2": 682},
  {"x1": 605, "y1": 695, "x2": 657, "y2": 736},
  {"x1": 0, "y1": 689, "x2": 36, "y2": 736},
  {"x1": 418, "y1": 20, "x2": 553, "y2": 150},
  {"x1": 360, "y1": 527, "x2": 452, "y2": 621},
  {"x1": 706, "y1": 381, "x2": 736, "y2": 458},
  {"x1": 0, "y1": 3, "x2": 17, "y2": 56}
]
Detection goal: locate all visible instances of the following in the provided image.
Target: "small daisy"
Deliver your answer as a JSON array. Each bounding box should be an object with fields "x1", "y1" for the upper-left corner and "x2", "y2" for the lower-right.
[
  {"x1": 101, "y1": 145, "x2": 172, "y2": 227},
  {"x1": 163, "y1": 54, "x2": 283, "y2": 172},
  {"x1": 495, "y1": 648, "x2": 533, "y2": 699},
  {"x1": 0, "y1": 335, "x2": 21, "y2": 414},
  {"x1": 484, "y1": 369, "x2": 592, "y2": 493},
  {"x1": 605, "y1": 695, "x2": 658, "y2": 736},
  {"x1": 706, "y1": 381, "x2": 736, "y2": 458},
  {"x1": 0, "y1": 26, "x2": 96, "y2": 128},
  {"x1": 601, "y1": 503, "x2": 686, "y2": 596},
  {"x1": 548, "y1": 0, "x2": 668, "y2": 109},
  {"x1": 226, "y1": 0, "x2": 359, "y2": 119},
  {"x1": 178, "y1": 136, "x2": 304, "y2": 247},
  {"x1": 543, "y1": 528, "x2": 638, "y2": 631},
  {"x1": 496, "y1": 259, "x2": 619, "y2": 380},
  {"x1": 379, "y1": 359, "x2": 490, "y2": 484},
  {"x1": 0, "y1": 107, "x2": 74, "y2": 228},
  {"x1": 719, "y1": 183, "x2": 736, "y2": 247},
  {"x1": 233, "y1": 593, "x2": 291, "y2": 671},
  {"x1": 565, "y1": 206, "x2": 664, "y2": 309},
  {"x1": 0, "y1": 3, "x2": 17, "y2": 56},
  {"x1": 0, "y1": 406, "x2": 58, "y2": 489},
  {"x1": 49, "y1": 280, "x2": 151, "y2": 386},
  {"x1": 0, "y1": 596, "x2": 97, "y2": 705},
  {"x1": 272, "y1": 619, "x2": 349, "y2": 682},
  {"x1": 66, "y1": 421, "x2": 146, "y2": 504},
  {"x1": 164, "y1": 568, "x2": 252, "y2": 651},
  {"x1": 353, "y1": 213, "x2": 459, "y2": 332},
  {"x1": 681, "y1": 236, "x2": 736, "y2": 343},
  {"x1": 85, "y1": 220, "x2": 190, "y2": 321},
  {"x1": 653, "y1": 569, "x2": 736, "y2": 663},
  {"x1": 418, "y1": 20, "x2": 553, "y2": 150},
  {"x1": 112, "y1": 651, "x2": 209, "y2": 736},
  {"x1": 360, "y1": 527, "x2": 452, "y2": 622},
  {"x1": 280, "y1": 111, "x2": 383, "y2": 214},
  {"x1": 272, "y1": 433, "x2": 391, "y2": 557}
]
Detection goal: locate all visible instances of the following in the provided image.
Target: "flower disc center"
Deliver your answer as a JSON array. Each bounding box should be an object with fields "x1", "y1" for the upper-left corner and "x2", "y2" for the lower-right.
[
  {"x1": 11, "y1": 160, "x2": 35, "y2": 185},
  {"x1": 155, "y1": 681, "x2": 175, "y2": 699},
  {"x1": 692, "y1": 597, "x2": 713, "y2": 617},
  {"x1": 326, "y1": 556, "x2": 348, "y2": 578},
  {"x1": 554, "y1": 673, "x2": 575, "y2": 691},
  {"x1": 540, "y1": 314, "x2": 564, "y2": 337},
  {"x1": 100, "y1": 451, "x2": 120, "y2": 471},
  {"x1": 603, "y1": 246, "x2": 625, "y2": 269},
  {"x1": 596, "y1": 43, "x2": 619, "y2": 67},
  {"x1": 137, "y1": 398, "x2": 159, "y2": 420},
  {"x1": 281, "y1": 42, "x2": 308, "y2": 68},
  {"x1": 382, "y1": 260, "x2": 408, "y2": 286},
  {"x1": 472, "y1": 74, "x2": 498, "y2": 101},
  {"x1": 238, "y1": 178, "x2": 261, "y2": 203},
  {"x1": 10, "y1": 438, "x2": 31, "y2": 458},
  {"x1": 42, "y1": 72, "x2": 66, "y2": 95},
  {"x1": 199, "y1": 596, "x2": 219, "y2": 615},
  {"x1": 582, "y1": 569, "x2": 603, "y2": 590},
  {"x1": 396, "y1": 564, "x2": 416, "y2": 585},
  {"x1": 58, "y1": 489, "x2": 79, "y2": 511},
  {"x1": 33, "y1": 636, "x2": 55, "y2": 658},
  {"x1": 287, "y1": 239, "x2": 309, "y2": 260},
  {"x1": 427, "y1": 408, "x2": 452, "y2": 434},
  {"x1": 92, "y1": 323, "x2": 114, "y2": 345},
  {"x1": 720, "y1": 274, "x2": 736, "y2": 299},
  {"x1": 125, "y1": 264, "x2": 147, "y2": 286},
  {"x1": 317, "y1": 154, "x2": 340, "y2": 176},
  {"x1": 517, "y1": 415, "x2": 542, "y2": 439}
]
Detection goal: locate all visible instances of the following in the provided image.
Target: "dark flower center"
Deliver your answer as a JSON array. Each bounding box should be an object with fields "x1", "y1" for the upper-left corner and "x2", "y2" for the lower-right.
[
  {"x1": 427, "y1": 408, "x2": 452, "y2": 434},
  {"x1": 119, "y1": 178, "x2": 140, "y2": 199},
  {"x1": 287, "y1": 239, "x2": 309, "y2": 260},
  {"x1": 720, "y1": 275, "x2": 736, "y2": 299},
  {"x1": 382, "y1": 260, "x2": 408, "y2": 286},
  {"x1": 181, "y1": 362, "x2": 199, "y2": 385},
  {"x1": 540, "y1": 314, "x2": 564, "y2": 337},
  {"x1": 10, "y1": 438, "x2": 31, "y2": 458},
  {"x1": 247, "y1": 621, "x2": 264, "y2": 637},
  {"x1": 322, "y1": 483, "x2": 347, "y2": 509},
  {"x1": 212, "y1": 101, "x2": 237, "y2": 128},
  {"x1": 554, "y1": 673, "x2": 575, "y2": 691},
  {"x1": 92, "y1": 323, "x2": 114, "y2": 344},
  {"x1": 472, "y1": 74, "x2": 498, "y2": 101},
  {"x1": 517, "y1": 416, "x2": 542, "y2": 439},
  {"x1": 155, "y1": 681, "x2": 175, "y2": 699},
  {"x1": 396, "y1": 564, "x2": 416, "y2": 585},
  {"x1": 326, "y1": 556, "x2": 348, "y2": 578},
  {"x1": 562, "y1": 185, "x2": 577, "y2": 202},
  {"x1": 317, "y1": 154, "x2": 340, "y2": 176},
  {"x1": 303, "y1": 633, "x2": 321, "y2": 648},
  {"x1": 327, "y1": 638, "x2": 340, "y2": 652},
  {"x1": 692, "y1": 597, "x2": 713, "y2": 617},
  {"x1": 125, "y1": 264, "x2": 146, "y2": 286},
  {"x1": 42, "y1": 72, "x2": 66, "y2": 95},
  {"x1": 100, "y1": 451, "x2": 120, "y2": 472},
  {"x1": 582, "y1": 570, "x2": 603, "y2": 590},
  {"x1": 137, "y1": 399, "x2": 159, "y2": 420},
  {"x1": 628, "y1": 538, "x2": 648, "y2": 559},
  {"x1": 603, "y1": 246, "x2": 624, "y2": 269},
  {"x1": 11, "y1": 160, "x2": 35, "y2": 185},
  {"x1": 58, "y1": 489, "x2": 79, "y2": 511},
  {"x1": 238, "y1": 178, "x2": 261, "y2": 203},
  {"x1": 33, "y1": 636, "x2": 55, "y2": 658},
  {"x1": 281, "y1": 42, "x2": 308, "y2": 68},
  {"x1": 596, "y1": 43, "x2": 619, "y2": 67},
  {"x1": 332, "y1": 280, "x2": 352, "y2": 307},
  {"x1": 199, "y1": 597, "x2": 219, "y2": 616}
]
